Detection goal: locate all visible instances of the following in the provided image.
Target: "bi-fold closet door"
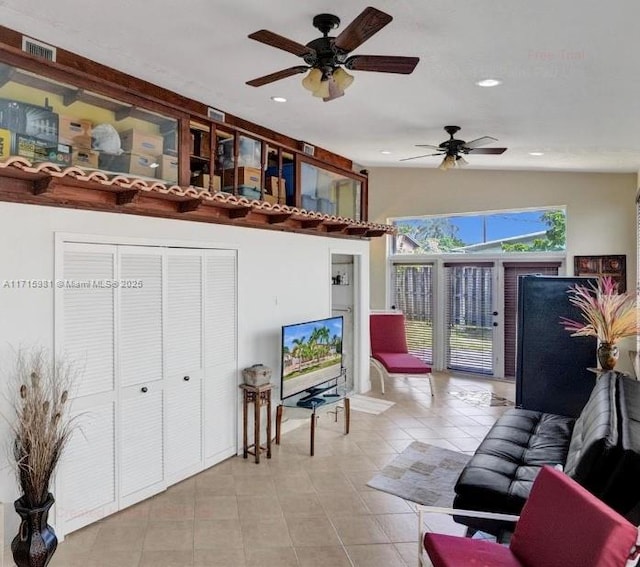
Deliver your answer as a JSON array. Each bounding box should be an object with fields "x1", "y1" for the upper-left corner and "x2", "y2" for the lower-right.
[{"x1": 56, "y1": 242, "x2": 237, "y2": 536}]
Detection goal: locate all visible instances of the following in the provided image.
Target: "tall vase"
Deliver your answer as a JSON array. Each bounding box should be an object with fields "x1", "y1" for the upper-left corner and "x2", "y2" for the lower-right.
[
  {"x1": 597, "y1": 342, "x2": 619, "y2": 371},
  {"x1": 11, "y1": 493, "x2": 58, "y2": 567}
]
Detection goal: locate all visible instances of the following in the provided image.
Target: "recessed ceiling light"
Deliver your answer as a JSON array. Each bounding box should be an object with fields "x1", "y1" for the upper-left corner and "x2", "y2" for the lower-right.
[
  {"x1": 529, "y1": 151, "x2": 545, "y2": 156},
  {"x1": 270, "y1": 96, "x2": 287, "y2": 103},
  {"x1": 476, "y1": 78, "x2": 502, "y2": 88},
  {"x1": 380, "y1": 150, "x2": 392, "y2": 155}
]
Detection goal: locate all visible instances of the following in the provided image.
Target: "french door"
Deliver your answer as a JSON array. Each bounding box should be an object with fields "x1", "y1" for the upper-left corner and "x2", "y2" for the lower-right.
[
  {"x1": 444, "y1": 262, "x2": 495, "y2": 375},
  {"x1": 392, "y1": 259, "x2": 562, "y2": 378},
  {"x1": 391, "y1": 264, "x2": 434, "y2": 365}
]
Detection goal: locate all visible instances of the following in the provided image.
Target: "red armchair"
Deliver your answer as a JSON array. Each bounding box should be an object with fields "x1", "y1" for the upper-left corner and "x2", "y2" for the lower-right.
[
  {"x1": 369, "y1": 312, "x2": 433, "y2": 395},
  {"x1": 420, "y1": 466, "x2": 640, "y2": 567}
]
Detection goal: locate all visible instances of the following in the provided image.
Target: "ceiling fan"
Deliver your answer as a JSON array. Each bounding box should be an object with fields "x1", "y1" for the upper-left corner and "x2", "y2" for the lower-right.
[
  {"x1": 246, "y1": 6, "x2": 419, "y2": 102},
  {"x1": 401, "y1": 125, "x2": 508, "y2": 170}
]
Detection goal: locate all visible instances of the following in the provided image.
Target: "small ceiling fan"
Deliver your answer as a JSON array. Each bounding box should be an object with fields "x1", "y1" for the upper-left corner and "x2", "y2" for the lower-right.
[
  {"x1": 246, "y1": 6, "x2": 419, "y2": 102},
  {"x1": 401, "y1": 125, "x2": 508, "y2": 170}
]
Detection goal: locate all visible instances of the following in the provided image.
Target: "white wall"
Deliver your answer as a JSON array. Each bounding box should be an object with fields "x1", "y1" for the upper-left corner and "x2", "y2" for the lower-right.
[
  {"x1": 366, "y1": 167, "x2": 637, "y2": 374},
  {"x1": 367, "y1": 168, "x2": 637, "y2": 308},
  {"x1": 0, "y1": 202, "x2": 370, "y2": 510}
]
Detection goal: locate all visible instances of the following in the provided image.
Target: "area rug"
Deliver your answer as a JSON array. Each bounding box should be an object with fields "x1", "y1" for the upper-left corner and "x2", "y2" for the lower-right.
[
  {"x1": 367, "y1": 441, "x2": 470, "y2": 506},
  {"x1": 448, "y1": 388, "x2": 514, "y2": 408},
  {"x1": 348, "y1": 394, "x2": 395, "y2": 415}
]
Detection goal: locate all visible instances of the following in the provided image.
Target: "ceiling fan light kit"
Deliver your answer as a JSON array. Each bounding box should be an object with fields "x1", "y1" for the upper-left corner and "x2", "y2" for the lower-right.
[
  {"x1": 246, "y1": 6, "x2": 419, "y2": 102},
  {"x1": 402, "y1": 125, "x2": 508, "y2": 169}
]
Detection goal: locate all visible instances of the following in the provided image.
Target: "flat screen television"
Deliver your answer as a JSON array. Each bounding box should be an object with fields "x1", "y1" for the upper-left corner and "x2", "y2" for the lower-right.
[{"x1": 280, "y1": 315, "x2": 343, "y2": 400}]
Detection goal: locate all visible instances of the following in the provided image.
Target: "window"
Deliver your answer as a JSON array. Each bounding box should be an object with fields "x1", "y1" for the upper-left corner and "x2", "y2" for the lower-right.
[{"x1": 391, "y1": 208, "x2": 566, "y2": 255}]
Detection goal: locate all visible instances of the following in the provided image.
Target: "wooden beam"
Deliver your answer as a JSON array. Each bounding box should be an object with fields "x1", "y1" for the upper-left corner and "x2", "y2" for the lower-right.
[
  {"x1": 227, "y1": 207, "x2": 251, "y2": 219},
  {"x1": 178, "y1": 198, "x2": 202, "y2": 213},
  {"x1": 345, "y1": 226, "x2": 369, "y2": 236},
  {"x1": 62, "y1": 88, "x2": 84, "y2": 107},
  {"x1": 32, "y1": 177, "x2": 57, "y2": 195},
  {"x1": 115, "y1": 190, "x2": 139, "y2": 205},
  {"x1": 297, "y1": 218, "x2": 324, "y2": 229},
  {"x1": 0, "y1": 63, "x2": 15, "y2": 87},
  {"x1": 114, "y1": 105, "x2": 134, "y2": 121},
  {"x1": 266, "y1": 213, "x2": 292, "y2": 224}
]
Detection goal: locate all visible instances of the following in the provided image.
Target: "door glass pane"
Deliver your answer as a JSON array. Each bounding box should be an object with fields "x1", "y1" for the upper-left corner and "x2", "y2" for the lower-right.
[
  {"x1": 392, "y1": 264, "x2": 433, "y2": 364},
  {"x1": 446, "y1": 265, "x2": 493, "y2": 375}
]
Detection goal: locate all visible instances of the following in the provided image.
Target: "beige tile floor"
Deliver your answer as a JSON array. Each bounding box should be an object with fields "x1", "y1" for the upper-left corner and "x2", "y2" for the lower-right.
[{"x1": 5, "y1": 372, "x2": 514, "y2": 567}]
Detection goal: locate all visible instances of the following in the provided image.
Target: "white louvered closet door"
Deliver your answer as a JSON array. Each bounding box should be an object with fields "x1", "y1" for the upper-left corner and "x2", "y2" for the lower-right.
[
  {"x1": 118, "y1": 247, "x2": 165, "y2": 507},
  {"x1": 57, "y1": 243, "x2": 118, "y2": 535},
  {"x1": 203, "y1": 249, "x2": 238, "y2": 465},
  {"x1": 164, "y1": 249, "x2": 204, "y2": 483}
]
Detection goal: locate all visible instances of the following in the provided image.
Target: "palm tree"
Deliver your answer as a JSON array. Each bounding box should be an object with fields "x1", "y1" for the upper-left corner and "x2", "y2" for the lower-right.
[
  {"x1": 309, "y1": 327, "x2": 323, "y2": 362},
  {"x1": 317, "y1": 326, "x2": 331, "y2": 358},
  {"x1": 291, "y1": 337, "x2": 305, "y2": 371},
  {"x1": 331, "y1": 334, "x2": 343, "y2": 354}
]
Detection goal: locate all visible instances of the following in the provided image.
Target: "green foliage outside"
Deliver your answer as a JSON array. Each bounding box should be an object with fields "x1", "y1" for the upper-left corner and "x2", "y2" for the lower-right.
[
  {"x1": 501, "y1": 210, "x2": 566, "y2": 252},
  {"x1": 405, "y1": 320, "x2": 491, "y2": 354},
  {"x1": 395, "y1": 210, "x2": 566, "y2": 253},
  {"x1": 397, "y1": 218, "x2": 465, "y2": 252}
]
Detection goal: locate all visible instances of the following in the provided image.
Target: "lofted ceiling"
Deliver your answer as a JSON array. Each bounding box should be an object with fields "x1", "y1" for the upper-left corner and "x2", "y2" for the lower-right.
[{"x1": 2, "y1": 0, "x2": 640, "y2": 173}]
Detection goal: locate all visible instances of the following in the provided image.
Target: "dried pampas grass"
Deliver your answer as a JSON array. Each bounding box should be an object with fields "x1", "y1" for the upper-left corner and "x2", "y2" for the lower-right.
[{"x1": 7, "y1": 348, "x2": 78, "y2": 508}]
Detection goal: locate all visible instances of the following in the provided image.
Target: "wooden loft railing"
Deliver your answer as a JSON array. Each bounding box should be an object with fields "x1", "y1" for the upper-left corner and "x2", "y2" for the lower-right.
[
  {"x1": 0, "y1": 26, "x2": 390, "y2": 237},
  {"x1": 0, "y1": 157, "x2": 392, "y2": 238}
]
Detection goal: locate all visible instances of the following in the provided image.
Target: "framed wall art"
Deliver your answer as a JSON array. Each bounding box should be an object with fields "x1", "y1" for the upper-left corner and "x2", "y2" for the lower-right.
[{"x1": 573, "y1": 254, "x2": 626, "y2": 292}]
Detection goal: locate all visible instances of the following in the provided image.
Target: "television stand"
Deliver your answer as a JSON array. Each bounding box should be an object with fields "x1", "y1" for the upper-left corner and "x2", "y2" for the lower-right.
[
  {"x1": 298, "y1": 384, "x2": 336, "y2": 402},
  {"x1": 275, "y1": 378, "x2": 349, "y2": 456}
]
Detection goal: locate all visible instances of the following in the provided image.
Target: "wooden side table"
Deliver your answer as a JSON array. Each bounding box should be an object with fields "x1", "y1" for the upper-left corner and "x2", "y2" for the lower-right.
[{"x1": 240, "y1": 383, "x2": 272, "y2": 464}]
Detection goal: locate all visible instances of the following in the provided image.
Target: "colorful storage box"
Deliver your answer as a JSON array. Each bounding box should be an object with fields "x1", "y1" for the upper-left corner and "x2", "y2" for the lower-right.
[
  {"x1": 157, "y1": 154, "x2": 178, "y2": 184},
  {"x1": 59, "y1": 116, "x2": 93, "y2": 148},
  {"x1": 72, "y1": 148, "x2": 99, "y2": 169},
  {"x1": 0, "y1": 128, "x2": 10, "y2": 159},
  {"x1": 119, "y1": 129, "x2": 163, "y2": 157},
  {"x1": 222, "y1": 166, "x2": 261, "y2": 189}
]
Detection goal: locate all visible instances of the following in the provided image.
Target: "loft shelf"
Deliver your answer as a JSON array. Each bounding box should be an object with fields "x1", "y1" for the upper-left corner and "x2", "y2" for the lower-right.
[{"x1": 0, "y1": 63, "x2": 170, "y2": 126}]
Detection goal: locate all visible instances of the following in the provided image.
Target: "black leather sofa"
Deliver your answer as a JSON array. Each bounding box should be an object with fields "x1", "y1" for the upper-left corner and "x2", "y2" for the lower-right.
[{"x1": 453, "y1": 371, "x2": 640, "y2": 527}]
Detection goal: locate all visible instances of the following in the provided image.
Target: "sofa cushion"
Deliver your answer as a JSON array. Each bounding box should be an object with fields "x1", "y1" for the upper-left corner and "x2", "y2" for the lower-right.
[
  {"x1": 454, "y1": 409, "x2": 574, "y2": 514},
  {"x1": 598, "y1": 374, "x2": 640, "y2": 521},
  {"x1": 424, "y1": 533, "x2": 523, "y2": 567},
  {"x1": 372, "y1": 352, "x2": 431, "y2": 374},
  {"x1": 563, "y1": 371, "x2": 619, "y2": 491},
  {"x1": 510, "y1": 466, "x2": 639, "y2": 567}
]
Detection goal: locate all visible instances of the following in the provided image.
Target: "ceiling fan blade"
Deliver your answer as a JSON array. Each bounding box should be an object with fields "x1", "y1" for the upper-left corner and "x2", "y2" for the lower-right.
[
  {"x1": 246, "y1": 66, "x2": 309, "y2": 87},
  {"x1": 466, "y1": 147, "x2": 508, "y2": 155},
  {"x1": 415, "y1": 144, "x2": 442, "y2": 150},
  {"x1": 400, "y1": 153, "x2": 442, "y2": 162},
  {"x1": 248, "y1": 30, "x2": 315, "y2": 58},
  {"x1": 464, "y1": 136, "x2": 498, "y2": 149},
  {"x1": 334, "y1": 7, "x2": 393, "y2": 53},
  {"x1": 345, "y1": 55, "x2": 419, "y2": 74}
]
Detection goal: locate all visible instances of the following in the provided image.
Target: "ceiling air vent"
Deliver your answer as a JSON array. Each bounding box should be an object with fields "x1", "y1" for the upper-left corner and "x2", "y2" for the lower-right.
[
  {"x1": 207, "y1": 107, "x2": 225, "y2": 123},
  {"x1": 302, "y1": 143, "x2": 315, "y2": 157},
  {"x1": 21, "y1": 37, "x2": 57, "y2": 62}
]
